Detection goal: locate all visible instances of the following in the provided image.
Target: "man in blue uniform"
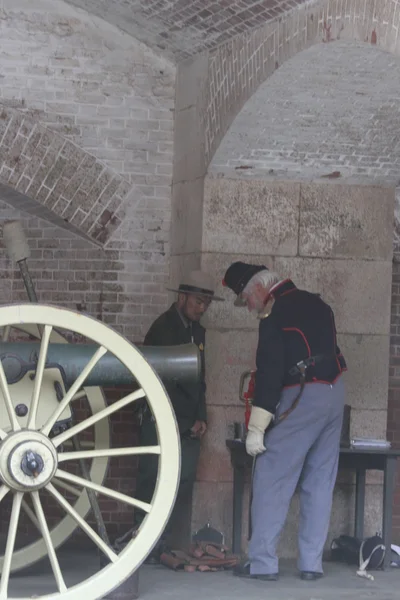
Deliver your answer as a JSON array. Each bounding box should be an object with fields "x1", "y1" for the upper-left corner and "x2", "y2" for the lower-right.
[{"x1": 222, "y1": 262, "x2": 347, "y2": 581}]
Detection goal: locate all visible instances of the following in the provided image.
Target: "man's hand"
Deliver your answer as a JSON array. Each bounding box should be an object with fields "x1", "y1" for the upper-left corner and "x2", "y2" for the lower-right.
[
  {"x1": 190, "y1": 420, "x2": 207, "y2": 439},
  {"x1": 246, "y1": 430, "x2": 266, "y2": 456},
  {"x1": 245, "y1": 406, "x2": 273, "y2": 457}
]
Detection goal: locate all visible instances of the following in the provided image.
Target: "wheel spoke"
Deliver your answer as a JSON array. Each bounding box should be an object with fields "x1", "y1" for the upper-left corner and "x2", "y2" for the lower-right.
[
  {"x1": 0, "y1": 357, "x2": 20, "y2": 432},
  {"x1": 28, "y1": 325, "x2": 52, "y2": 429},
  {"x1": 61, "y1": 440, "x2": 95, "y2": 450},
  {"x1": 52, "y1": 388, "x2": 145, "y2": 448},
  {"x1": 72, "y1": 390, "x2": 87, "y2": 401},
  {"x1": 45, "y1": 483, "x2": 118, "y2": 563},
  {"x1": 0, "y1": 486, "x2": 10, "y2": 504},
  {"x1": 1, "y1": 326, "x2": 10, "y2": 342},
  {"x1": 58, "y1": 445, "x2": 161, "y2": 462},
  {"x1": 0, "y1": 304, "x2": 181, "y2": 597},
  {"x1": 22, "y1": 499, "x2": 41, "y2": 532},
  {"x1": 31, "y1": 491, "x2": 67, "y2": 592},
  {"x1": 52, "y1": 478, "x2": 83, "y2": 497},
  {"x1": 55, "y1": 468, "x2": 152, "y2": 513},
  {"x1": 0, "y1": 492, "x2": 23, "y2": 600},
  {"x1": 41, "y1": 346, "x2": 107, "y2": 436}
]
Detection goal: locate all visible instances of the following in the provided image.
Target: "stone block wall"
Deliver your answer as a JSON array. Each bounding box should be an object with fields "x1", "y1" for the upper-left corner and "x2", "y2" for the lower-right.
[
  {"x1": 204, "y1": 33, "x2": 400, "y2": 543},
  {"x1": 190, "y1": 177, "x2": 394, "y2": 554}
]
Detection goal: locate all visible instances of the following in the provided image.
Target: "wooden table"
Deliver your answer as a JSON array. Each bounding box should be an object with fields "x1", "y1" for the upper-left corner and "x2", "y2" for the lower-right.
[{"x1": 226, "y1": 439, "x2": 400, "y2": 569}]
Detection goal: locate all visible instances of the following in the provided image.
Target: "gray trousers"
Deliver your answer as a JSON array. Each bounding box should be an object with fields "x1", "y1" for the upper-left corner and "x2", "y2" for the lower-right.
[{"x1": 249, "y1": 377, "x2": 345, "y2": 575}]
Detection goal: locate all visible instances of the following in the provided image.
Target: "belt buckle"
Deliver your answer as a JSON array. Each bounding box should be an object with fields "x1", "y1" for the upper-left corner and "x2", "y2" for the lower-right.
[{"x1": 297, "y1": 360, "x2": 307, "y2": 375}]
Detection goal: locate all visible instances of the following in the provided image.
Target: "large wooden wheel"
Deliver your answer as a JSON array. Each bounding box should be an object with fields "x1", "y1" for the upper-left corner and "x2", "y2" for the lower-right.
[
  {"x1": 0, "y1": 320, "x2": 110, "y2": 575},
  {"x1": 0, "y1": 304, "x2": 180, "y2": 600}
]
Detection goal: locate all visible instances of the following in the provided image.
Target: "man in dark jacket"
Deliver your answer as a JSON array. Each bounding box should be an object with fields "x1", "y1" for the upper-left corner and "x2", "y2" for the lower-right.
[
  {"x1": 134, "y1": 270, "x2": 223, "y2": 550},
  {"x1": 222, "y1": 262, "x2": 347, "y2": 581}
]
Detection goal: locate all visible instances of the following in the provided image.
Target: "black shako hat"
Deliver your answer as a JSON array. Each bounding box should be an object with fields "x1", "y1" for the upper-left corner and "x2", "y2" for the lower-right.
[{"x1": 222, "y1": 262, "x2": 268, "y2": 306}]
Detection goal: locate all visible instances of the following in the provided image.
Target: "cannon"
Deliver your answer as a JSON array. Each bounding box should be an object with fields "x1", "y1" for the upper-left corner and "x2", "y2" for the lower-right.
[
  {"x1": 0, "y1": 303, "x2": 194, "y2": 600},
  {"x1": 0, "y1": 222, "x2": 196, "y2": 600}
]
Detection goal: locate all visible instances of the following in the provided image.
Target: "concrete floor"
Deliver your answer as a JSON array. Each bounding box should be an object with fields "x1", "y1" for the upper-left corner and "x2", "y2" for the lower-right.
[
  {"x1": 5, "y1": 552, "x2": 400, "y2": 599},
  {"x1": 137, "y1": 561, "x2": 399, "y2": 600}
]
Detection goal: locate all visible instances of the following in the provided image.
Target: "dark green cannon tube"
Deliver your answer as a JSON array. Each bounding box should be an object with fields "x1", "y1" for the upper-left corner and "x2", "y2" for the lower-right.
[{"x1": 0, "y1": 342, "x2": 200, "y2": 387}]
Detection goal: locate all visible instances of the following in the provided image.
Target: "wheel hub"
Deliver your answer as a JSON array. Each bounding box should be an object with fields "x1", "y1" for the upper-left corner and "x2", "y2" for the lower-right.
[
  {"x1": 0, "y1": 431, "x2": 58, "y2": 491},
  {"x1": 21, "y1": 450, "x2": 44, "y2": 478}
]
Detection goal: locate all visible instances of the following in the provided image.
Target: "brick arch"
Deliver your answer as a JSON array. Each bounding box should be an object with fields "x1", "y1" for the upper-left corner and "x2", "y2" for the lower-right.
[
  {"x1": 0, "y1": 105, "x2": 131, "y2": 245},
  {"x1": 205, "y1": 0, "x2": 399, "y2": 166}
]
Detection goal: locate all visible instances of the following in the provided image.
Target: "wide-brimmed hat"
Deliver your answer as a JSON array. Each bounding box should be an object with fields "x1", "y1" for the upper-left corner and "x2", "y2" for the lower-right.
[
  {"x1": 167, "y1": 270, "x2": 224, "y2": 301},
  {"x1": 222, "y1": 261, "x2": 268, "y2": 306}
]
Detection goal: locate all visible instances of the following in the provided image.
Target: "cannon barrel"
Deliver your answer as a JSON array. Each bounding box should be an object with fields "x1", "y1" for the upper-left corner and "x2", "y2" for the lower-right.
[{"x1": 0, "y1": 342, "x2": 200, "y2": 387}]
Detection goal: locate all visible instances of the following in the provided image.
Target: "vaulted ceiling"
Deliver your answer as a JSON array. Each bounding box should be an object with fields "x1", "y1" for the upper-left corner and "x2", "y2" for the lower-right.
[{"x1": 65, "y1": 0, "x2": 307, "y2": 61}]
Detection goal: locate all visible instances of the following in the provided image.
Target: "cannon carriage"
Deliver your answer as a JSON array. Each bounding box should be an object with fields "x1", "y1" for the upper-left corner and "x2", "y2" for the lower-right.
[
  {"x1": 0, "y1": 221, "x2": 194, "y2": 599},
  {"x1": 0, "y1": 302, "x2": 197, "y2": 599}
]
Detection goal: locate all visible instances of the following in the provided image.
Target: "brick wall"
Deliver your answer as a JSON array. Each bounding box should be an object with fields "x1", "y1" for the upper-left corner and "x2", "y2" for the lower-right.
[
  {"x1": 0, "y1": 0, "x2": 175, "y2": 542},
  {"x1": 0, "y1": 201, "x2": 121, "y2": 321},
  {"x1": 0, "y1": 200, "x2": 148, "y2": 540},
  {"x1": 0, "y1": 0, "x2": 175, "y2": 182},
  {"x1": 64, "y1": 0, "x2": 311, "y2": 60},
  {"x1": 0, "y1": 0, "x2": 175, "y2": 338},
  {"x1": 0, "y1": 106, "x2": 131, "y2": 245},
  {"x1": 209, "y1": 40, "x2": 400, "y2": 184},
  {"x1": 205, "y1": 0, "x2": 400, "y2": 166}
]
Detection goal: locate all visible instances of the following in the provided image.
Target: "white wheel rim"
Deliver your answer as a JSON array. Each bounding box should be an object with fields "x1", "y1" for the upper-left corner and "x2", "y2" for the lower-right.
[
  {"x1": 0, "y1": 323, "x2": 110, "y2": 574},
  {"x1": 0, "y1": 304, "x2": 181, "y2": 600}
]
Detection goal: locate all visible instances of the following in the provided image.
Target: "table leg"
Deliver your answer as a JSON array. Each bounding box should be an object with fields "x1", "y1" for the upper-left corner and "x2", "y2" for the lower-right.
[
  {"x1": 383, "y1": 456, "x2": 396, "y2": 569},
  {"x1": 232, "y1": 464, "x2": 245, "y2": 555},
  {"x1": 355, "y1": 469, "x2": 366, "y2": 540}
]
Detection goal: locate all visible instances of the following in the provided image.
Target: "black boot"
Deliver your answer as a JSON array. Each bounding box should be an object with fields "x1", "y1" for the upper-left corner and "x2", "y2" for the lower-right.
[
  {"x1": 300, "y1": 571, "x2": 323, "y2": 581},
  {"x1": 233, "y1": 561, "x2": 278, "y2": 581}
]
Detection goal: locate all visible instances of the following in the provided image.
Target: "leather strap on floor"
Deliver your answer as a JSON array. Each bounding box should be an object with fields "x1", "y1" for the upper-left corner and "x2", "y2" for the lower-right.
[{"x1": 160, "y1": 542, "x2": 239, "y2": 572}]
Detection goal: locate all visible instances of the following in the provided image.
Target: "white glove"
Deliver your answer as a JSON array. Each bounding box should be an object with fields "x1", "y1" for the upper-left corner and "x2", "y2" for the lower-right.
[{"x1": 245, "y1": 406, "x2": 273, "y2": 457}]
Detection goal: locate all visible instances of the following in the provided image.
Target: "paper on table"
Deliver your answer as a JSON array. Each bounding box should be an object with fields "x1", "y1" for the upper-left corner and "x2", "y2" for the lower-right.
[{"x1": 351, "y1": 437, "x2": 391, "y2": 448}]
